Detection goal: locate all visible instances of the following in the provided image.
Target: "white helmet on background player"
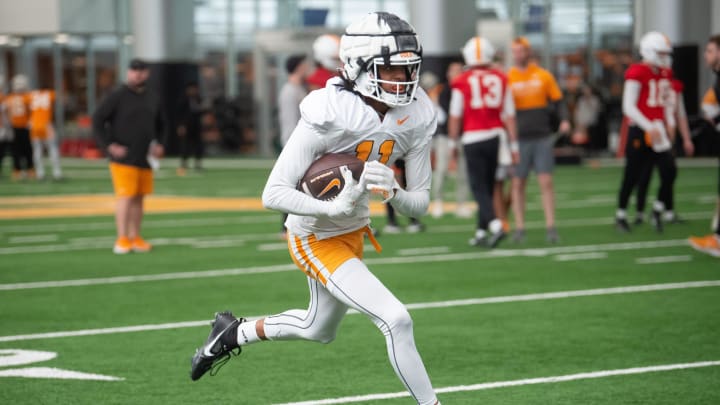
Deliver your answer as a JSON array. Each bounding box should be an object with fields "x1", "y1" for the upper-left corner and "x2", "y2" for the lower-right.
[
  {"x1": 640, "y1": 31, "x2": 672, "y2": 67},
  {"x1": 339, "y1": 12, "x2": 422, "y2": 107},
  {"x1": 11, "y1": 74, "x2": 29, "y2": 92},
  {"x1": 313, "y1": 34, "x2": 341, "y2": 71},
  {"x1": 462, "y1": 36, "x2": 496, "y2": 66}
]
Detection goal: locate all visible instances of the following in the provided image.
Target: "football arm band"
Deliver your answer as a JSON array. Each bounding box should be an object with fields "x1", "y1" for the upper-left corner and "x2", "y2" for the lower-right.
[
  {"x1": 387, "y1": 136, "x2": 432, "y2": 218},
  {"x1": 262, "y1": 122, "x2": 337, "y2": 217},
  {"x1": 389, "y1": 187, "x2": 430, "y2": 219},
  {"x1": 622, "y1": 80, "x2": 654, "y2": 131}
]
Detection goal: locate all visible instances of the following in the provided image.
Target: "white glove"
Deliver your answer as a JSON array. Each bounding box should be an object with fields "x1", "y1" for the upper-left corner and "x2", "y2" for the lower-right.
[
  {"x1": 364, "y1": 160, "x2": 397, "y2": 202},
  {"x1": 327, "y1": 166, "x2": 368, "y2": 218}
]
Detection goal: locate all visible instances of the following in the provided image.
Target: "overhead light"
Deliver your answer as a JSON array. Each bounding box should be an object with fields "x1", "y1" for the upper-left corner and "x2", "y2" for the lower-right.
[
  {"x1": 8, "y1": 37, "x2": 23, "y2": 47},
  {"x1": 54, "y1": 33, "x2": 70, "y2": 44}
]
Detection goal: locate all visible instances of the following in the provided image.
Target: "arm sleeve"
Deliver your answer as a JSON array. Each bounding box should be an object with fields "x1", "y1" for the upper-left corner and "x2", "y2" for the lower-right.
[
  {"x1": 448, "y1": 89, "x2": 464, "y2": 117},
  {"x1": 91, "y1": 91, "x2": 119, "y2": 150},
  {"x1": 262, "y1": 120, "x2": 336, "y2": 216},
  {"x1": 389, "y1": 121, "x2": 434, "y2": 218},
  {"x1": 502, "y1": 86, "x2": 516, "y2": 118},
  {"x1": 622, "y1": 80, "x2": 654, "y2": 131}
]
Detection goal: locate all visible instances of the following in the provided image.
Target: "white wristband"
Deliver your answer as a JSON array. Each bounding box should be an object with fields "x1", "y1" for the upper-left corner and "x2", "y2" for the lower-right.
[{"x1": 510, "y1": 142, "x2": 519, "y2": 153}]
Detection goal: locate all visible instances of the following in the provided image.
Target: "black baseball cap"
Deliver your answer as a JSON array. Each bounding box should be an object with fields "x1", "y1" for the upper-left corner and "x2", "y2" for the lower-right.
[{"x1": 129, "y1": 58, "x2": 149, "y2": 70}]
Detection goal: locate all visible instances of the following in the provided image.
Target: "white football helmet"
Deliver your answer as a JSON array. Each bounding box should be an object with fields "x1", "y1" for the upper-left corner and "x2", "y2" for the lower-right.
[
  {"x1": 339, "y1": 12, "x2": 422, "y2": 107},
  {"x1": 313, "y1": 34, "x2": 341, "y2": 71},
  {"x1": 462, "y1": 36, "x2": 495, "y2": 66},
  {"x1": 640, "y1": 31, "x2": 672, "y2": 67},
  {"x1": 11, "y1": 74, "x2": 28, "y2": 92}
]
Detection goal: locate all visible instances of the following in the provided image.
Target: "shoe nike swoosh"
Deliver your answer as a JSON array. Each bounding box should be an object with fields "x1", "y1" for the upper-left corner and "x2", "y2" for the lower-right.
[
  {"x1": 202, "y1": 333, "x2": 224, "y2": 357},
  {"x1": 317, "y1": 178, "x2": 342, "y2": 198},
  {"x1": 397, "y1": 115, "x2": 410, "y2": 125}
]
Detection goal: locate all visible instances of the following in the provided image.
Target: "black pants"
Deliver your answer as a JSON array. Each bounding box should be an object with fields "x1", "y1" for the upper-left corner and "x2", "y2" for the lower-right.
[
  {"x1": 464, "y1": 137, "x2": 499, "y2": 230},
  {"x1": 11, "y1": 127, "x2": 33, "y2": 171},
  {"x1": 618, "y1": 126, "x2": 673, "y2": 211},
  {"x1": 180, "y1": 130, "x2": 204, "y2": 167},
  {"x1": 636, "y1": 150, "x2": 677, "y2": 213},
  {"x1": 0, "y1": 140, "x2": 10, "y2": 173}
]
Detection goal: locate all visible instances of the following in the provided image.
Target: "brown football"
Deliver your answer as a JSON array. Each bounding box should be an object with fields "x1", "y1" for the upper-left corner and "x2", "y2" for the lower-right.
[{"x1": 298, "y1": 153, "x2": 365, "y2": 201}]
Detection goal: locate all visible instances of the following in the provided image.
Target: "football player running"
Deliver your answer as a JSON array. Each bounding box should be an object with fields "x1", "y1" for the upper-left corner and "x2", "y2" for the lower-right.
[
  {"x1": 615, "y1": 31, "x2": 676, "y2": 233},
  {"x1": 448, "y1": 36, "x2": 518, "y2": 248},
  {"x1": 190, "y1": 12, "x2": 441, "y2": 404}
]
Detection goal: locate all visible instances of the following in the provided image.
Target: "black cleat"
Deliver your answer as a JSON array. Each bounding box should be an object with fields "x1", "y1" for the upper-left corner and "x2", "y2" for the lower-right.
[
  {"x1": 633, "y1": 216, "x2": 644, "y2": 226},
  {"x1": 615, "y1": 217, "x2": 631, "y2": 233},
  {"x1": 190, "y1": 311, "x2": 244, "y2": 381},
  {"x1": 488, "y1": 230, "x2": 506, "y2": 249},
  {"x1": 651, "y1": 210, "x2": 664, "y2": 233},
  {"x1": 468, "y1": 234, "x2": 488, "y2": 247}
]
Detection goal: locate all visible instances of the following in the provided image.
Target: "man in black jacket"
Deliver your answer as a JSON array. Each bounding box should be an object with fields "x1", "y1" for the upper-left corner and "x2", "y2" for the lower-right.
[
  {"x1": 93, "y1": 59, "x2": 165, "y2": 254},
  {"x1": 689, "y1": 35, "x2": 720, "y2": 257}
]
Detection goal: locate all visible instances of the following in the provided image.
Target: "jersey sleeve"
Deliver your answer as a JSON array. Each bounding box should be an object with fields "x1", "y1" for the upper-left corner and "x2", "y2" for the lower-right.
[
  {"x1": 299, "y1": 88, "x2": 337, "y2": 132},
  {"x1": 262, "y1": 117, "x2": 336, "y2": 217},
  {"x1": 624, "y1": 64, "x2": 647, "y2": 82},
  {"x1": 545, "y1": 71, "x2": 563, "y2": 101},
  {"x1": 448, "y1": 88, "x2": 464, "y2": 117},
  {"x1": 502, "y1": 86, "x2": 516, "y2": 118}
]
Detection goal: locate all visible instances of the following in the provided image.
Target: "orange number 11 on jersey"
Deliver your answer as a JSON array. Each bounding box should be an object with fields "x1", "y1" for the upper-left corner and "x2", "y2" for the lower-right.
[{"x1": 355, "y1": 140, "x2": 395, "y2": 164}]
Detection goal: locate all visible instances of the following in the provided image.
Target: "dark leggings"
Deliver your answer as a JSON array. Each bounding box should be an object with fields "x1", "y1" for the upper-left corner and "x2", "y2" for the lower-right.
[
  {"x1": 618, "y1": 126, "x2": 673, "y2": 211},
  {"x1": 464, "y1": 137, "x2": 500, "y2": 230},
  {"x1": 11, "y1": 128, "x2": 33, "y2": 170},
  {"x1": 636, "y1": 150, "x2": 677, "y2": 213}
]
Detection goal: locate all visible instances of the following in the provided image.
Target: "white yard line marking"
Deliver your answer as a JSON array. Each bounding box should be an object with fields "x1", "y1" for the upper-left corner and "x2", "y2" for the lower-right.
[
  {"x1": 0, "y1": 264, "x2": 297, "y2": 291},
  {"x1": 7, "y1": 234, "x2": 59, "y2": 244},
  {"x1": 428, "y1": 211, "x2": 712, "y2": 234},
  {"x1": 554, "y1": 252, "x2": 608, "y2": 262},
  {"x1": 0, "y1": 239, "x2": 691, "y2": 290},
  {"x1": 275, "y1": 360, "x2": 720, "y2": 405},
  {"x1": 0, "y1": 215, "x2": 279, "y2": 234},
  {"x1": 0, "y1": 233, "x2": 281, "y2": 255},
  {"x1": 191, "y1": 240, "x2": 245, "y2": 249},
  {"x1": 636, "y1": 255, "x2": 693, "y2": 265},
  {"x1": 0, "y1": 279, "x2": 718, "y2": 343},
  {"x1": 397, "y1": 246, "x2": 450, "y2": 256},
  {"x1": 257, "y1": 243, "x2": 289, "y2": 252}
]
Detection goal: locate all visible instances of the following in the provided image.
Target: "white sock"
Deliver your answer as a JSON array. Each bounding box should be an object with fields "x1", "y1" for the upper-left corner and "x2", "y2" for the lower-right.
[
  {"x1": 653, "y1": 200, "x2": 665, "y2": 213},
  {"x1": 474, "y1": 229, "x2": 487, "y2": 239},
  {"x1": 47, "y1": 140, "x2": 62, "y2": 178},
  {"x1": 236, "y1": 319, "x2": 262, "y2": 346},
  {"x1": 663, "y1": 210, "x2": 675, "y2": 221},
  {"x1": 489, "y1": 218, "x2": 503, "y2": 234},
  {"x1": 616, "y1": 209, "x2": 627, "y2": 219},
  {"x1": 32, "y1": 140, "x2": 45, "y2": 178}
]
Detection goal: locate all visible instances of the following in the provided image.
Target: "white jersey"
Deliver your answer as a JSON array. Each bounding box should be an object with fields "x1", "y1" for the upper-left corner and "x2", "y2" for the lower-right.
[{"x1": 263, "y1": 77, "x2": 437, "y2": 239}]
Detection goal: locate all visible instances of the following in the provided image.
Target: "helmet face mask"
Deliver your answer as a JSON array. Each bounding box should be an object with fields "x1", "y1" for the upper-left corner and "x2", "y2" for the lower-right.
[{"x1": 340, "y1": 12, "x2": 423, "y2": 107}]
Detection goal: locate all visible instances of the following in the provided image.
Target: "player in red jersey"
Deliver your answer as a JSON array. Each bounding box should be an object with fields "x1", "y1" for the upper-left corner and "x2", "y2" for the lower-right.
[
  {"x1": 305, "y1": 34, "x2": 341, "y2": 91},
  {"x1": 448, "y1": 36, "x2": 518, "y2": 248},
  {"x1": 635, "y1": 71, "x2": 695, "y2": 226},
  {"x1": 615, "y1": 31, "x2": 676, "y2": 233}
]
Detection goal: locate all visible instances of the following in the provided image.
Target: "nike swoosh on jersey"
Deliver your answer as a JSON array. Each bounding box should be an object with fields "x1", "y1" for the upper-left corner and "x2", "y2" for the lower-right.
[
  {"x1": 317, "y1": 178, "x2": 342, "y2": 198},
  {"x1": 397, "y1": 115, "x2": 410, "y2": 125}
]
